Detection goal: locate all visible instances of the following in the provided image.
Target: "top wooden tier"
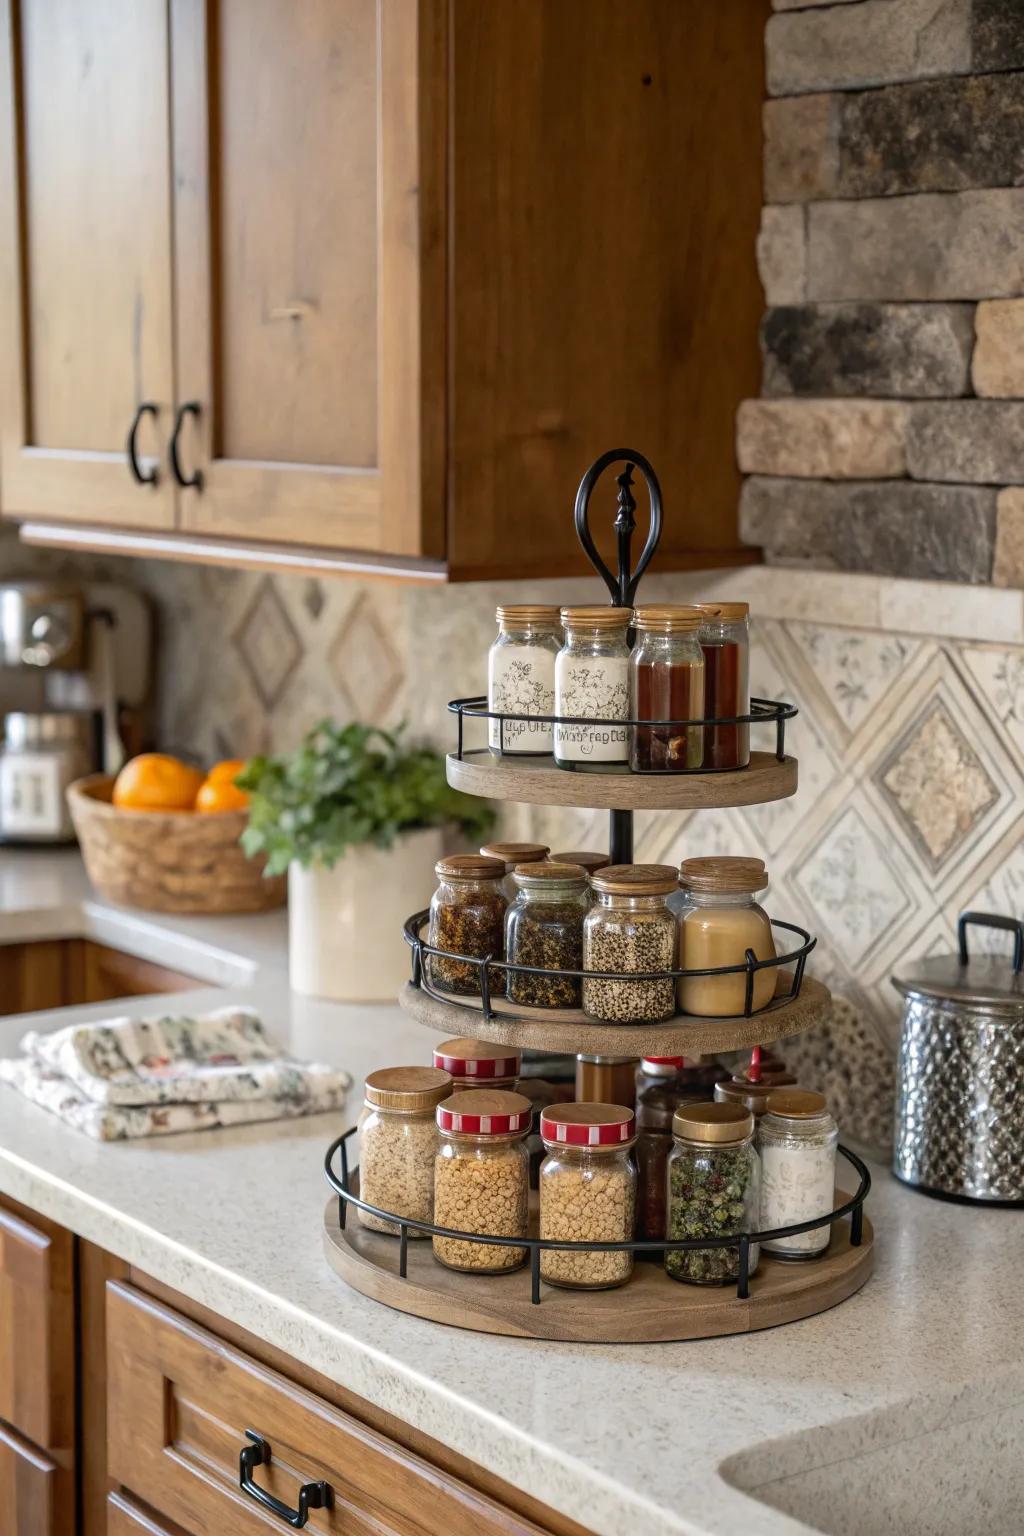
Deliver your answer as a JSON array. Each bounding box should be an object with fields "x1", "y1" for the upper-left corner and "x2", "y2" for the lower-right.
[{"x1": 446, "y1": 750, "x2": 798, "y2": 812}]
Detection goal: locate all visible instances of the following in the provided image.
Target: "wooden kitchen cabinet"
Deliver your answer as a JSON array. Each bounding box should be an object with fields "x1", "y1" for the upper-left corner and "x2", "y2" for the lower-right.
[
  {"x1": 0, "y1": 0, "x2": 767, "y2": 579},
  {"x1": 0, "y1": 1422, "x2": 61, "y2": 1536},
  {"x1": 0, "y1": 940, "x2": 203, "y2": 1015}
]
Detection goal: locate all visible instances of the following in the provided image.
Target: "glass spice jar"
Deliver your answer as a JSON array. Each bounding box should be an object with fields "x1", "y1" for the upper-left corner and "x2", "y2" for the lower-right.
[
  {"x1": 432, "y1": 1037, "x2": 521, "y2": 1093},
  {"x1": 715, "y1": 1074, "x2": 789, "y2": 1119},
  {"x1": 432, "y1": 1090, "x2": 532, "y2": 1274},
  {"x1": 629, "y1": 606, "x2": 705, "y2": 772},
  {"x1": 677, "y1": 857, "x2": 777, "y2": 1017},
  {"x1": 582, "y1": 865, "x2": 679, "y2": 1023},
  {"x1": 487, "y1": 605, "x2": 561, "y2": 755},
  {"x1": 634, "y1": 1055, "x2": 726, "y2": 1241},
  {"x1": 539, "y1": 1104, "x2": 637, "y2": 1290},
  {"x1": 427, "y1": 855, "x2": 508, "y2": 997},
  {"x1": 480, "y1": 840, "x2": 550, "y2": 901},
  {"x1": 505, "y1": 862, "x2": 589, "y2": 1008},
  {"x1": 695, "y1": 602, "x2": 751, "y2": 771},
  {"x1": 758, "y1": 1089, "x2": 838, "y2": 1260},
  {"x1": 550, "y1": 850, "x2": 611, "y2": 881},
  {"x1": 666, "y1": 1102, "x2": 761, "y2": 1286},
  {"x1": 554, "y1": 607, "x2": 632, "y2": 772},
  {"x1": 357, "y1": 1067, "x2": 453, "y2": 1236}
]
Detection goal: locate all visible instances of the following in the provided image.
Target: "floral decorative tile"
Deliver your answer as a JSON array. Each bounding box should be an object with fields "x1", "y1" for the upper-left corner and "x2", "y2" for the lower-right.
[
  {"x1": 790, "y1": 803, "x2": 916, "y2": 969},
  {"x1": 780, "y1": 620, "x2": 924, "y2": 743},
  {"x1": 957, "y1": 644, "x2": 1024, "y2": 770}
]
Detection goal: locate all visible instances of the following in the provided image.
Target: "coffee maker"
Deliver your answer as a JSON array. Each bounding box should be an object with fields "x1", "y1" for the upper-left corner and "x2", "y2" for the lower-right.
[{"x1": 0, "y1": 580, "x2": 151, "y2": 842}]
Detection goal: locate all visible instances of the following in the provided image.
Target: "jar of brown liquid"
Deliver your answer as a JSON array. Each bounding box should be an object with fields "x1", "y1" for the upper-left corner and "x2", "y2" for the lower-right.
[
  {"x1": 696, "y1": 603, "x2": 750, "y2": 770},
  {"x1": 629, "y1": 606, "x2": 705, "y2": 772}
]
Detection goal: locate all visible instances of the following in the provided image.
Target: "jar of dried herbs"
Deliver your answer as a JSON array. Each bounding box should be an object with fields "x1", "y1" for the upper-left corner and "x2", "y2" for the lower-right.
[
  {"x1": 433, "y1": 1090, "x2": 532, "y2": 1273},
  {"x1": 506, "y1": 862, "x2": 589, "y2": 1008},
  {"x1": 427, "y1": 855, "x2": 507, "y2": 997},
  {"x1": 582, "y1": 865, "x2": 679, "y2": 1023},
  {"x1": 539, "y1": 1104, "x2": 636, "y2": 1290},
  {"x1": 432, "y1": 1037, "x2": 521, "y2": 1092},
  {"x1": 665, "y1": 1102, "x2": 760, "y2": 1286},
  {"x1": 357, "y1": 1066, "x2": 453, "y2": 1237}
]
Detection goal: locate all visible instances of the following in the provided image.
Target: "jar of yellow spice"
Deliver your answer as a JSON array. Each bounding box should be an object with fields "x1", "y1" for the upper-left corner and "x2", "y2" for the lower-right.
[
  {"x1": 677, "y1": 857, "x2": 777, "y2": 1017},
  {"x1": 432, "y1": 1090, "x2": 532, "y2": 1273},
  {"x1": 539, "y1": 1104, "x2": 637, "y2": 1290}
]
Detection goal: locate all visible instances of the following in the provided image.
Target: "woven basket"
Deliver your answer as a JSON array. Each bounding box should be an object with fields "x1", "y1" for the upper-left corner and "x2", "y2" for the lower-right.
[{"x1": 67, "y1": 775, "x2": 287, "y2": 915}]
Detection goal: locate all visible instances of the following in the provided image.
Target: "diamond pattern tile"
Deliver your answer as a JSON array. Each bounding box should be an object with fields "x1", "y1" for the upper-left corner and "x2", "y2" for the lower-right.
[
  {"x1": 876, "y1": 696, "x2": 1000, "y2": 871},
  {"x1": 328, "y1": 595, "x2": 405, "y2": 723},
  {"x1": 232, "y1": 577, "x2": 304, "y2": 710},
  {"x1": 780, "y1": 620, "x2": 923, "y2": 744},
  {"x1": 303, "y1": 578, "x2": 326, "y2": 621},
  {"x1": 958, "y1": 645, "x2": 1024, "y2": 768},
  {"x1": 791, "y1": 804, "x2": 914, "y2": 968}
]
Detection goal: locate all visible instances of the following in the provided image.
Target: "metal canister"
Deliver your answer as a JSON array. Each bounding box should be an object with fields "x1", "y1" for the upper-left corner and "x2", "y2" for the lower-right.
[{"x1": 892, "y1": 911, "x2": 1024, "y2": 1205}]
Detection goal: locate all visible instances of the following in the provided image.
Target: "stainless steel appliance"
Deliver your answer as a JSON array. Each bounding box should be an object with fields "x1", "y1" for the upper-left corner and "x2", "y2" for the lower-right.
[
  {"x1": 0, "y1": 711, "x2": 94, "y2": 841},
  {"x1": 892, "y1": 911, "x2": 1024, "y2": 1206}
]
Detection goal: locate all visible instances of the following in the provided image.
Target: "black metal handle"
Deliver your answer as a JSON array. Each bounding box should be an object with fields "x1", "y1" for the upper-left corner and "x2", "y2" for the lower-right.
[
  {"x1": 239, "y1": 1431, "x2": 330, "y2": 1528},
  {"x1": 126, "y1": 401, "x2": 159, "y2": 486},
  {"x1": 573, "y1": 448, "x2": 663, "y2": 608},
  {"x1": 169, "y1": 400, "x2": 204, "y2": 490},
  {"x1": 957, "y1": 911, "x2": 1024, "y2": 972}
]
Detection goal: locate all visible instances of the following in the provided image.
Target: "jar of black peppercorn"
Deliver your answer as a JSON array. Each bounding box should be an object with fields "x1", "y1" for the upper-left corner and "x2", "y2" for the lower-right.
[
  {"x1": 582, "y1": 865, "x2": 679, "y2": 1023},
  {"x1": 506, "y1": 862, "x2": 589, "y2": 1008},
  {"x1": 427, "y1": 855, "x2": 507, "y2": 997}
]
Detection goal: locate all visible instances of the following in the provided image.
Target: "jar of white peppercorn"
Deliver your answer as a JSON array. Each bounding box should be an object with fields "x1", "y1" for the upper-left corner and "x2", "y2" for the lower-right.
[
  {"x1": 357, "y1": 1067, "x2": 453, "y2": 1237},
  {"x1": 433, "y1": 1090, "x2": 532, "y2": 1274},
  {"x1": 582, "y1": 865, "x2": 679, "y2": 1023},
  {"x1": 757, "y1": 1089, "x2": 838, "y2": 1260},
  {"x1": 432, "y1": 1037, "x2": 522, "y2": 1093},
  {"x1": 539, "y1": 1104, "x2": 637, "y2": 1290}
]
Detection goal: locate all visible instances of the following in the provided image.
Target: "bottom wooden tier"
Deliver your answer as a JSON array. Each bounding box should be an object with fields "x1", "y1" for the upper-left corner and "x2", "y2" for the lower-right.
[{"x1": 322, "y1": 1196, "x2": 874, "y2": 1344}]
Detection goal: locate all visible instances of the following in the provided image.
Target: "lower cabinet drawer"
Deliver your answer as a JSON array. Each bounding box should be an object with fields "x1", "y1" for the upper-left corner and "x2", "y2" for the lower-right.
[
  {"x1": 0, "y1": 1421, "x2": 57, "y2": 1536},
  {"x1": 106, "y1": 1283, "x2": 547, "y2": 1536},
  {"x1": 108, "y1": 1492, "x2": 189, "y2": 1535},
  {"x1": 0, "y1": 1200, "x2": 75, "y2": 1453}
]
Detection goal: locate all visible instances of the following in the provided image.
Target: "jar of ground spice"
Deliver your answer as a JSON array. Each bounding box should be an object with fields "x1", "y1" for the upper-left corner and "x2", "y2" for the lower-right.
[
  {"x1": 629, "y1": 605, "x2": 705, "y2": 772},
  {"x1": 506, "y1": 862, "x2": 589, "y2": 1009},
  {"x1": 487, "y1": 605, "x2": 561, "y2": 755},
  {"x1": 539, "y1": 1104, "x2": 637, "y2": 1290},
  {"x1": 427, "y1": 855, "x2": 507, "y2": 997},
  {"x1": 677, "y1": 857, "x2": 777, "y2": 1017},
  {"x1": 554, "y1": 607, "x2": 632, "y2": 771},
  {"x1": 666, "y1": 1102, "x2": 761, "y2": 1286},
  {"x1": 695, "y1": 602, "x2": 751, "y2": 770},
  {"x1": 432, "y1": 1037, "x2": 521, "y2": 1092},
  {"x1": 582, "y1": 865, "x2": 679, "y2": 1023},
  {"x1": 480, "y1": 840, "x2": 550, "y2": 901},
  {"x1": 758, "y1": 1089, "x2": 837, "y2": 1260},
  {"x1": 357, "y1": 1067, "x2": 453, "y2": 1237},
  {"x1": 432, "y1": 1090, "x2": 532, "y2": 1273}
]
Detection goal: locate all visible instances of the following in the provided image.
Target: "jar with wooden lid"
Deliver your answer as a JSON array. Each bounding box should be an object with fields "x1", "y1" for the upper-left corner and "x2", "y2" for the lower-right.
[
  {"x1": 358, "y1": 1067, "x2": 453, "y2": 1236},
  {"x1": 554, "y1": 607, "x2": 632, "y2": 772},
  {"x1": 506, "y1": 862, "x2": 589, "y2": 1008},
  {"x1": 695, "y1": 602, "x2": 750, "y2": 770},
  {"x1": 433, "y1": 1091, "x2": 532, "y2": 1273},
  {"x1": 551, "y1": 849, "x2": 611, "y2": 879},
  {"x1": 480, "y1": 840, "x2": 550, "y2": 901},
  {"x1": 666, "y1": 1102, "x2": 760, "y2": 1286},
  {"x1": 635, "y1": 1055, "x2": 725, "y2": 1241},
  {"x1": 582, "y1": 865, "x2": 679, "y2": 1023},
  {"x1": 539, "y1": 1104, "x2": 637, "y2": 1290},
  {"x1": 432, "y1": 1038, "x2": 521, "y2": 1093},
  {"x1": 758, "y1": 1089, "x2": 838, "y2": 1259},
  {"x1": 677, "y1": 857, "x2": 777, "y2": 1017},
  {"x1": 629, "y1": 606, "x2": 705, "y2": 772},
  {"x1": 427, "y1": 855, "x2": 507, "y2": 997},
  {"x1": 487, "y1": 605, "x2": 561, "y2": 755},
  {"x1": 715, "y1": 1073, "x2": 795, "y2": 1118}
]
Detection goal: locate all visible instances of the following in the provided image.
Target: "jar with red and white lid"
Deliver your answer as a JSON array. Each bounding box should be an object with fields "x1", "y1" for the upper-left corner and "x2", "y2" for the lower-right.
[
  {"x1": 432, "y1": 1090, "x2": 531, "y2": 1273},
  {"x1": 538, "y1": 1104, "x2": 637, "y2": 1290},
  {"x1": 432, "y1": 1037, "x2": 521, "y2": 1093}
]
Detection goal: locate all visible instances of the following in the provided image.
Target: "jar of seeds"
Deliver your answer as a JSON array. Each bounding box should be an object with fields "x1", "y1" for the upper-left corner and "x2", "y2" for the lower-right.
[
  {"x1": 539, "y1": 1104, "x2": 637, "y2": 1290},
  {"x1": 427, "y1": 855, "x2": 507, "y2": 996},
  {"x1": 666, "y1": 1102, "x2": 760, "y2": 1286},
  {"x1": 582, "y1": 865, "x2": 679, "y2": 1023},
  {"x1": 357, "y1": 1067, "x2": 453, "y2": 1236},
  {"x1": 433, "y1": 1090, "x2": 532, "y2": 1273},
  {"x1": 432, "y1": 1037, "x2": 521, "y2": 1093},
  {"x1": 506, "y1": 862, "x2": 589, "y2": 1008},
  {"x1": 480, "y1": 840, "x2": 550, "y2": 901}
]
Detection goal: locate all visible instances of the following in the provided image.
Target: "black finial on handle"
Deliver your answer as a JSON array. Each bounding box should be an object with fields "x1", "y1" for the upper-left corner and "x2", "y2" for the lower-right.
[{"x1": 574, "y1": 448, "x2": 663, "y2": 608}]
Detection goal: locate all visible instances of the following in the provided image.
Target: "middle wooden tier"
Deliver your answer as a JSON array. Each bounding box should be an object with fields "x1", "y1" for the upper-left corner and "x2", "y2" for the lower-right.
[{"x1": 446, "y1": 749, "x2": 798, "y2": 810}]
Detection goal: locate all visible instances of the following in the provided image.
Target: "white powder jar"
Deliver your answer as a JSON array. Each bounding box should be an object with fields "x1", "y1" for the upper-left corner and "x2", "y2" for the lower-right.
[
  {"x1": 757, "y1": 1089, "x2": 838, "y2": 1259},
  {"x1": 487, "y1": 605, "x2": 561, "y2": 755}
]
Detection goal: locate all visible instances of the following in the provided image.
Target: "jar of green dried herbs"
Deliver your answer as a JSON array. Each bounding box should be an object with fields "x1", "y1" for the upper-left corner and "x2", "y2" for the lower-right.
[
  {"x1": 665, "y1": 1101, "x2": 760, "y2": 1286},
  {"x1": 427, "y1": 855, "x2": 507, "y2": 997},
  {"x1": 506, "y1": 862, "x2": 589, "y2": 1008}
]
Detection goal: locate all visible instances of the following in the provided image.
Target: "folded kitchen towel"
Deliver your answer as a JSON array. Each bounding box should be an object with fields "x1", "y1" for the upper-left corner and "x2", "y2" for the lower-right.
[{"x1": 0, "y1": 1006, "x2": 351, "y2": 1141}]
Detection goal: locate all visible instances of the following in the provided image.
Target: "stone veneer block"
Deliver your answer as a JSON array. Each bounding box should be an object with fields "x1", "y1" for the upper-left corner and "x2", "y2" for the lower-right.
[
  {"x1": 762, "y1": 304, "x2": 974, "y2": 398},
  {"x1": 971, "y1": 0, "x2": 1024, "y2": 72},
  {"x1": 807, "y1": 190, "x2": 1024, "y2": 301},
  {"x1": 993, "y1": 489, "x2": 1024, "y2": 589},
  {"x1": 763, "y1": 95, "x2": 839, "y2": 203},
  {"x1": 737, "y1": 400, "x2": 907, "y2": 479},
  {"x1": 972, "y1": 301, "x2": 1024, "y2": 398},
  {"x1": 906, "y1": 402, "x2": 1024, "y2": 484},
  {"x1": 757, "y1": 205, "x2": 806, "y2": 305},
  {"x1": 766, "y1": 0, "x2": 970, "y2": 97},
  {"x1": 739, "y1": 477, "x2": 997, "y2": 583}
]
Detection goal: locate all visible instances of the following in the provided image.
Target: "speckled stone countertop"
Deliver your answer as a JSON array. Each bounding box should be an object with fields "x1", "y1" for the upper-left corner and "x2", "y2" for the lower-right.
[{"x1": 0, "y1": 850, "x2": 1019, "y2": 1536}]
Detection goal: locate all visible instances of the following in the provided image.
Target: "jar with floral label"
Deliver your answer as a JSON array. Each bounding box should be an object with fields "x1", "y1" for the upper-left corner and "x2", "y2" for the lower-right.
[
  {"x1": 433, "y1": 1090, "x2": 532, "y2": 1273},
  {"x1": 629, "y1": 605, "x2": 705, "y2": 772},
  {"x1": 539, "y1": 1104, "x2": 637, "y2": 1289},
  {"x1": 554, "y1": 607, "x2": 632, "y2": 772},
  {"x1": 432, "y1": 1038, "x2": 521, "y2": 1093},
  {"x1": 480, "y1": 840, "x2": 550, "y2": 901},
  {"x1": 582, "y1": 864, "x2": 679, "y2": 1023},
  {"x1": 487, "y1": 605, "x2": 562, "y2": 755},
  {"x1": 427, "y1": 855, "x2": 507, "y2": 997},
  {"x1": 506, "y1": 862, "x2": 589, "y2": 1008},
  {"x1": 757, "y1": 1089, "x2": 838, "y2": 1259},
  {"x1": 357, "y1": 1067, "x2": 453, "y2": 1236},
  {"x1": 666, "y1": 1102, "x2": 760, "y2": 1286},
  {"x1": 677, "y1": 857, "x2": 777, "y2": 1016},
  {"x1": 695, "y1": 602, "x2": 750, "y2": 770}
]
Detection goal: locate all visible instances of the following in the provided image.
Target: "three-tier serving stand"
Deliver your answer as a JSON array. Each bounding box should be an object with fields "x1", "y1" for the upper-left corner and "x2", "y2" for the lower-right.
[{"x1": 324, "y1": 450, "x2": 873, "y2": 1343}]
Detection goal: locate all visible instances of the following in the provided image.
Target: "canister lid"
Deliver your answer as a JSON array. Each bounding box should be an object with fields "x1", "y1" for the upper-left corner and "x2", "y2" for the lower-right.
[
  {"x1": 590, "y1": 863, "x2": 679, "y2": 896},
  {"x1": 364, "y1": 1066, "x2": 453, "y2": 1111},
  {"x1": 695, "y1": 602, "x2": 750, "y2": 621},
  {"x1": 559, "y1": 605, "x2": 633, "y2": 630},
  {"x1": 480, "y1": 842, "x2": 549, "y2": 870},
  {"x1": 435, "y1": 854, "x2": 506, "y2": 881},
  {"x1": 550, "y1": 850, "x2": 611, "y2": 873},
  {"x1": 495, "y1": 605, "x2": 561, "y2": 626},
  {"x1": 672, "y1": 1101, "x2": 753, "y2": 1143},
  {"x1": 433, "y1": 1038, "x2": 522, "y2": 1080},
  {"x1": 540, "y1": 1103, "x2": 635, "y2": 1146},
  {"x1": 512, "y1": 861, "x2": 587, "y2": 888},
  {"x1": 714, "y1": 1077, "x2": 777, "y2": 1115},
  {"x1": 679, "y1": 857, "x2": 768, "y2": 894},
  {"x1": 764, "y1": 1089, "x2": 827, "y2": 1119},
  {"x1": 436, "y1": 1089, "x2": 532, "y2": 1135},
  {"x1": 892, "y1": 911, "x2": 1024, "y2": 1016},
  {"x1": 632, "y1": 605, "x2": 701, "y2": 633}
]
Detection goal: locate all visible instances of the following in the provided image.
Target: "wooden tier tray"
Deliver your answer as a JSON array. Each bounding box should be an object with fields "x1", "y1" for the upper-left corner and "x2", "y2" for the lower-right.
[
  {"x1": 446, "y1": 750, "x2": 797, "y2": 810},
  {"x1": 399, "y1": 973, "x2": 831, "y2": 1057},
  {"x1": 323, "y1": 1194, "x2": 873, "y2": 1344}
]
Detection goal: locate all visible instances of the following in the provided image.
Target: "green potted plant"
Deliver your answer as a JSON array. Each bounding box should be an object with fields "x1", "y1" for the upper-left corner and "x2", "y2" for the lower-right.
[{"x1": 239, "y1": 722, "x2": 494, "y2": 1001}]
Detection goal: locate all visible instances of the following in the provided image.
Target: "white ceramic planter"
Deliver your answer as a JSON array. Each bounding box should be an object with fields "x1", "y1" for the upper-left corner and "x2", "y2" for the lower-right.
[{"x1": 288, "y1": 827, "x2": 444, "y2": 1002}]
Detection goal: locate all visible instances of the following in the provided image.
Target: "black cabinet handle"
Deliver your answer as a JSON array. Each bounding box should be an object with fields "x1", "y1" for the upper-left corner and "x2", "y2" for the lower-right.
[
  {"x1": 238, "y1": 1430, "x2": 331, "y2": 1528},
  {"x1": 126, "y1": 402, "x2": 159, "y2": 486},
  {"x1": 169, "y1": 400, "x2": 204, "y2": 490}
]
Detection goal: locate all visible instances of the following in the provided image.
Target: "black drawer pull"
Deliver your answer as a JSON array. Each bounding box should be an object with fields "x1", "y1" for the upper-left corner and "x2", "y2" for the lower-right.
[
  {"x1": 238, "y1": 1429, "x2": 331, "y2": 1528},
  {"x1": 126, "y1": 401, "x2": 159, "y2": 485},
  {"x1": 169, "y1": 399, "x2": 204, "y2": 490}
]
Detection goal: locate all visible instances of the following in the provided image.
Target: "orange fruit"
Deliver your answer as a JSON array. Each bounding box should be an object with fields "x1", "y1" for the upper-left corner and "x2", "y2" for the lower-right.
[
  {"x1": 195, "y1": 778, "x2": 250, "y2": 814},
  {"x1": 206, "y1": 757, "x2": 247, "y2": 785},
  {"x1": 112, "y1": 754, "x2": 205, "y2": 812}
]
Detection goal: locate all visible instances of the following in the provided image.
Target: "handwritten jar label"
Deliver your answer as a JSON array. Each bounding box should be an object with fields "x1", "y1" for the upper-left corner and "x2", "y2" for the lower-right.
[
  {"x1": 554, "y1": 655, "x2": 629, "y2": 763},
  {"x1": 488, "y1": 647, "x2": 555, "y2": 753}
]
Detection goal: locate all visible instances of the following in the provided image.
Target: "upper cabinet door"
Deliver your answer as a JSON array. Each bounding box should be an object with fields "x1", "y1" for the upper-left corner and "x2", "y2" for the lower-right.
[
  {"x1": 0, "y1": 0, "x2": 176, "y2": 527},
  {"x1": 170, "y1": 0, "x2": 445, "y2": 560}
]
